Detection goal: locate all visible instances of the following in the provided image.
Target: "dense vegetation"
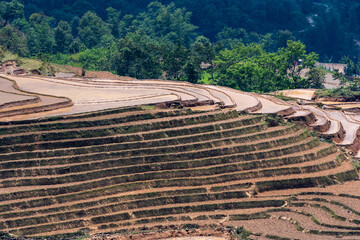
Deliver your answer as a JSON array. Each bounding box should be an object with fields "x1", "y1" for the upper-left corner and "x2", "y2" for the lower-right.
[
  {"x1": 0, "y1": 0, "x2": 354, "y2": 92},
  {"x1": 18, "y1": 0, "x2": 360, "y2": 59}
]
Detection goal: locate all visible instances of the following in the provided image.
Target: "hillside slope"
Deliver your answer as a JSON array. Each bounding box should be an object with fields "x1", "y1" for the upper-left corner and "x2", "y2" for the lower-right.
[{"x1": 0, "y1": 106, "x2": 358, "y2": 239}]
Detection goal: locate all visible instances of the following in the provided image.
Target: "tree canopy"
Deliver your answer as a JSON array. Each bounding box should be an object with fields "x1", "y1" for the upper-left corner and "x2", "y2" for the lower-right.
[
  {"x1": 5, "y1": 0, "x2": 358, "y2": 61},
  {"x1": 0, "y1": 0, "x2": 343, "y2": 93}
]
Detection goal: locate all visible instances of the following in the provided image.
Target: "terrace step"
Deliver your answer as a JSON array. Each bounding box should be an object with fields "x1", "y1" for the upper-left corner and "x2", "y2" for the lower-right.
[
  {"x1": 255, "y1": 162, "x2": 357, "y2": 193},
  {"x1": 302, "y1": 105, "x2": 345, "y2": 142},
  {"x1": 28, "y1": 76, "x2": 222, "y2": 107},
  {"x1": 0, "y1": 110, "x2": 240, "y2": 145},
  {"x1": 0, "y1": 106, "x2": 144, "y2": 126},
  {"x1": 285, "y1": 109, "x2": 317, "y2": 125},
  {"x1": 0, "y1": 109, "x2": 199, "y2": 135},
  {"x1": 204, "y1": 86, "x2": 261, "y2": 112},
  {"x1": 0, "y1": 115, "x2": 263, "y2": 159},
  {"x1": 0, "y1": 137, "x2": 324, "y2": 198},
  {"x1": 0, "y1": 90, "x2": 40, "y2": 110},
  {"x1": 0, "y1": 107, "x2": 357, "y2": 238},
  {"x1": 1, "y1": 193, "x2": 252, "y2": 230},
  {"x1": 0, "y1": 143, "x2": 334, "y2": 213},
  {"x1": 0, "y1": 144, "x2": 331, "y2": 221},
  {"x1": 202, "y1": 86, "x2": 235, "y2": 108},
  {"x1": 0, "y1": 76, "x2": 73, "y2": 119},
  {"x1": 326, "y1": 111, "x2": 360, "y2": 145},
  {"x1": 6, "y1": 160, "x2": 356, "y2": 238},
  {"x1": 251, "y1": 94, "x2": 295, "y2": 116},
  {"x1": 6, "y1": 199, "x2": 285, "y2": 236},
  {"x1": 0, "y1": 109, "x2": 235, "y2": 137},
  {"x1": 0, "y1": 131, "x2": 312, "y2": 188},
  {"x1": 325, "y1": 110, "x2": 360, "y2": 155},
  {"x1": 0, "y1": 123, "x2": 275, "y2": 172}
]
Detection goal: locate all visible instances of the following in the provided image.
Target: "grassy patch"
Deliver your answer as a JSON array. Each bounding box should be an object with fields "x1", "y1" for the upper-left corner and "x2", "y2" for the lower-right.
[
  {"x1": 141, "y1": 105, "x2": 157, "y2": 110},
  {"x1": 315, "y1": 86, "x2": 360, "y2": 101},
  {"x1": 273, "y1": 93, "x2": 293, "y2": 101}
]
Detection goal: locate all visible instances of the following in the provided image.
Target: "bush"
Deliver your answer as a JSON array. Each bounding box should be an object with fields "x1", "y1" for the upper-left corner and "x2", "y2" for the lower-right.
[
  {"x1": 264, "y1": 114, "x2": 284, "y2": 127},
  {"x1": 235, "y1": 226, "x2": 251, "y2": 240}
]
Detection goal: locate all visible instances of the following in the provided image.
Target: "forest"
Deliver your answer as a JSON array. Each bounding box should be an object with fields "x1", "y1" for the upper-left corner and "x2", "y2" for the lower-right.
[{"x1": 0, "y1": 0, "x2": 359, "y2": 92}]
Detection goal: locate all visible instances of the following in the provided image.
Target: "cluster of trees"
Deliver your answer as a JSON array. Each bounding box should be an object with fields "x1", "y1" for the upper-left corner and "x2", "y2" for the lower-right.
[
  {"x1": 0, "y1": 0, "x2": 328, "y2": 92},
  {"x1": 215, "y1": 40, "x2": 322, "y2": 92},
  {"x1": 16, "y1": 0, "x2": 360, "y2": 61},
  {"x1": 341, "y1": 56, "x2": 360, "y2": 76}
]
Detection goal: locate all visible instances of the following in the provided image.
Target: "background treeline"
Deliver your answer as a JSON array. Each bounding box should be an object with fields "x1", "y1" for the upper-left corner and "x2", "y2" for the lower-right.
[
  {"x1": 0, "y1": 0, "x2": 352, "y2": 92},
  {"x1": 20, "y1": 0, "x2": 360, "y2": 60}
]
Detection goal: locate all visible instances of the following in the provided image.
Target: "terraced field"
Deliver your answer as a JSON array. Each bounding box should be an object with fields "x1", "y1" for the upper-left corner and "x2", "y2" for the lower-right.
[
  {"x1": 0, "y1": 104, "x2": 358, "y2": 240},
  {"x1": 1, "y1": 74, "x2": 360, "y2": 239},
  {"x1": 0, "y1": 75, "x2": 73, "y2": 120}
]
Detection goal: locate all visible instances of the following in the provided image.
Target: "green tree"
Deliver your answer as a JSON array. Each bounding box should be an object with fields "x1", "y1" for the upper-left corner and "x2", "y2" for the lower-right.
[
  {"x1": 347, "y1": 3, "x2": 360, "y2": 34},
  {"x1": 333, "y1": 69, "x2": 348, "y2": 86},
  {"x1": 191, "y1": 36, "x2": 215, "y2": 82},
  {"x1": 341, "y1": 56, "x2": 355, "y2": 76},
  {"x1": 69, "y1": 0, "x2": 96, "y2": 17},
  {"x1": 0, "y1": 0, "x2": 24, "y2": 26},
  {"x1": 163, "y1": 41, "x2": 190, "y2": 80},
  {"x1": 78, "y1": 47, "x2": 111, "y2": 71},
  {"x1": 0, "y1": 45, "x2": 4, "y2": 59},
  {"x1": 78, "y1": 11, "x2": 112, "y2": 49},
  {"x1": 110, "y1": 34, "x2": 162, "y2": 79},
  {"x1": 71, "y1": 16, "x2": 80, "y2": 37},
  {"x1": 274, "y1": 30, "x2": 296, "y2": 50},
  {"x1": 54, "y1": 20, "x2": 73, "y2": 53},
  {"x1": 69, "y1": 37, "x2": 86, "y2": 54},
  {"x1": 214, "y1": 43, "x2": 263, "y2": 79},
  {"x1": 106, "y1": 7, "x2": 121, "y2": 38},
  {"x1": 183, "y1": 59, "x2": 200, "y2": 84},
  {"x1": 306, "y1": 66, "x2": 326, "y2": 88},
  {"x1": 216, "y1": 27, "x2": 247, "y2": 49},
  {"x1": 118, "y1": 14, "x2": 134, "y2": 38},
  {"x1": 279, "y1": 40, "x2": 318, "y2": 88},
  {"x1": 0, "y1": 25, "x2": 27, "y2": 56},
  {"x1": 27, "y1": 13, "x2": 55, "y2": 54},
  {"x1": 213, "y1": 40, "x2": 316, "y2": 92},
  {"x1": 214, "y1": 43, "x2": 279, "y2": 92},
  {"x1": 131, "y1": 2, "x2": 198, "y2": 46},
  {"x1": 191, "y1": 36, "x2": 215, "y2": 64},
  {"x1": 26, "y1": 27, "x2": 40, "y2": 56}
]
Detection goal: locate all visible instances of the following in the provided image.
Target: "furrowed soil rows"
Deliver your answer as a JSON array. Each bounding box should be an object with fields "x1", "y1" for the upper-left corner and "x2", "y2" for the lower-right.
[{"x1": 0, "y1": 106, "x2": 358, "y2": 239}]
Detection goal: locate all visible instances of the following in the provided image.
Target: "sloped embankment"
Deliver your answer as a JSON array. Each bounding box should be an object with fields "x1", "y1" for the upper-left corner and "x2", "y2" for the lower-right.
[{"x1": 0, "y1": 107, "x2": 357, "y2": 239}]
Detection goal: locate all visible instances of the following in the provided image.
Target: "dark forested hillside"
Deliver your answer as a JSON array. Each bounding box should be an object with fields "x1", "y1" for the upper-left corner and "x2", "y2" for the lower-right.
[
  {"x1": 0, "y1": 0, "x2": 359, "y2": 92},
  {"x1": 20, "y1": 0, "x2": 360, "y2": 60}
]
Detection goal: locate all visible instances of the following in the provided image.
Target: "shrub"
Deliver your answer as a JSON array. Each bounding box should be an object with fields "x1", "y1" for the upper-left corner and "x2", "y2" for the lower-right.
[
  {"x1": 264, "y1": 114, "x2": 284, "y2": 127},
  {"x1": 235, "y1": 226, "x2": 251, "y2": 240}
]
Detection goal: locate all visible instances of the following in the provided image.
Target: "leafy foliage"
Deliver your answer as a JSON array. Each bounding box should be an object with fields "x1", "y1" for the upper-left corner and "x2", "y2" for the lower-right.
[
  {"x1": 0, "y1": 0, "x2": 336, "y2": 93},
  {"x1": 54, "y1": 20, "x2": 73, "y2": 53},
  {"x1": 1, "y1": 0, "x2": 359, "y2": 60},
  {"x1": 235, "y1": 226, "x2": 251, "y2": 240},
  {"x1": 315, "y1": 83, "x2": 360, "y2": 100},
  {"x1": 110, "y1": 34, "x2": 162, "y2": 79},
  {"x1": 214, "y1": 41, "x2": 318, "y2": 92},
  {"x1": 0, "y1": 0, "x2": 24, "y2": 26},
  {"x1": 78, "y1": 11, "x2": 112, "y2": 49},
  {"x1": 306, "y1": 67, "x2": 326, "y2": 89},
  {"x1": 0, "y1": 25, "x2": 27, "y2": 56}
]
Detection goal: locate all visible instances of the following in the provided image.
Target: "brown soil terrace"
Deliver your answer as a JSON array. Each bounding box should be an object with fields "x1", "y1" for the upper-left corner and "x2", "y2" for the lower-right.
[{"x1": 0, "y1": 73, "x2": 360, "y2": 239}]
